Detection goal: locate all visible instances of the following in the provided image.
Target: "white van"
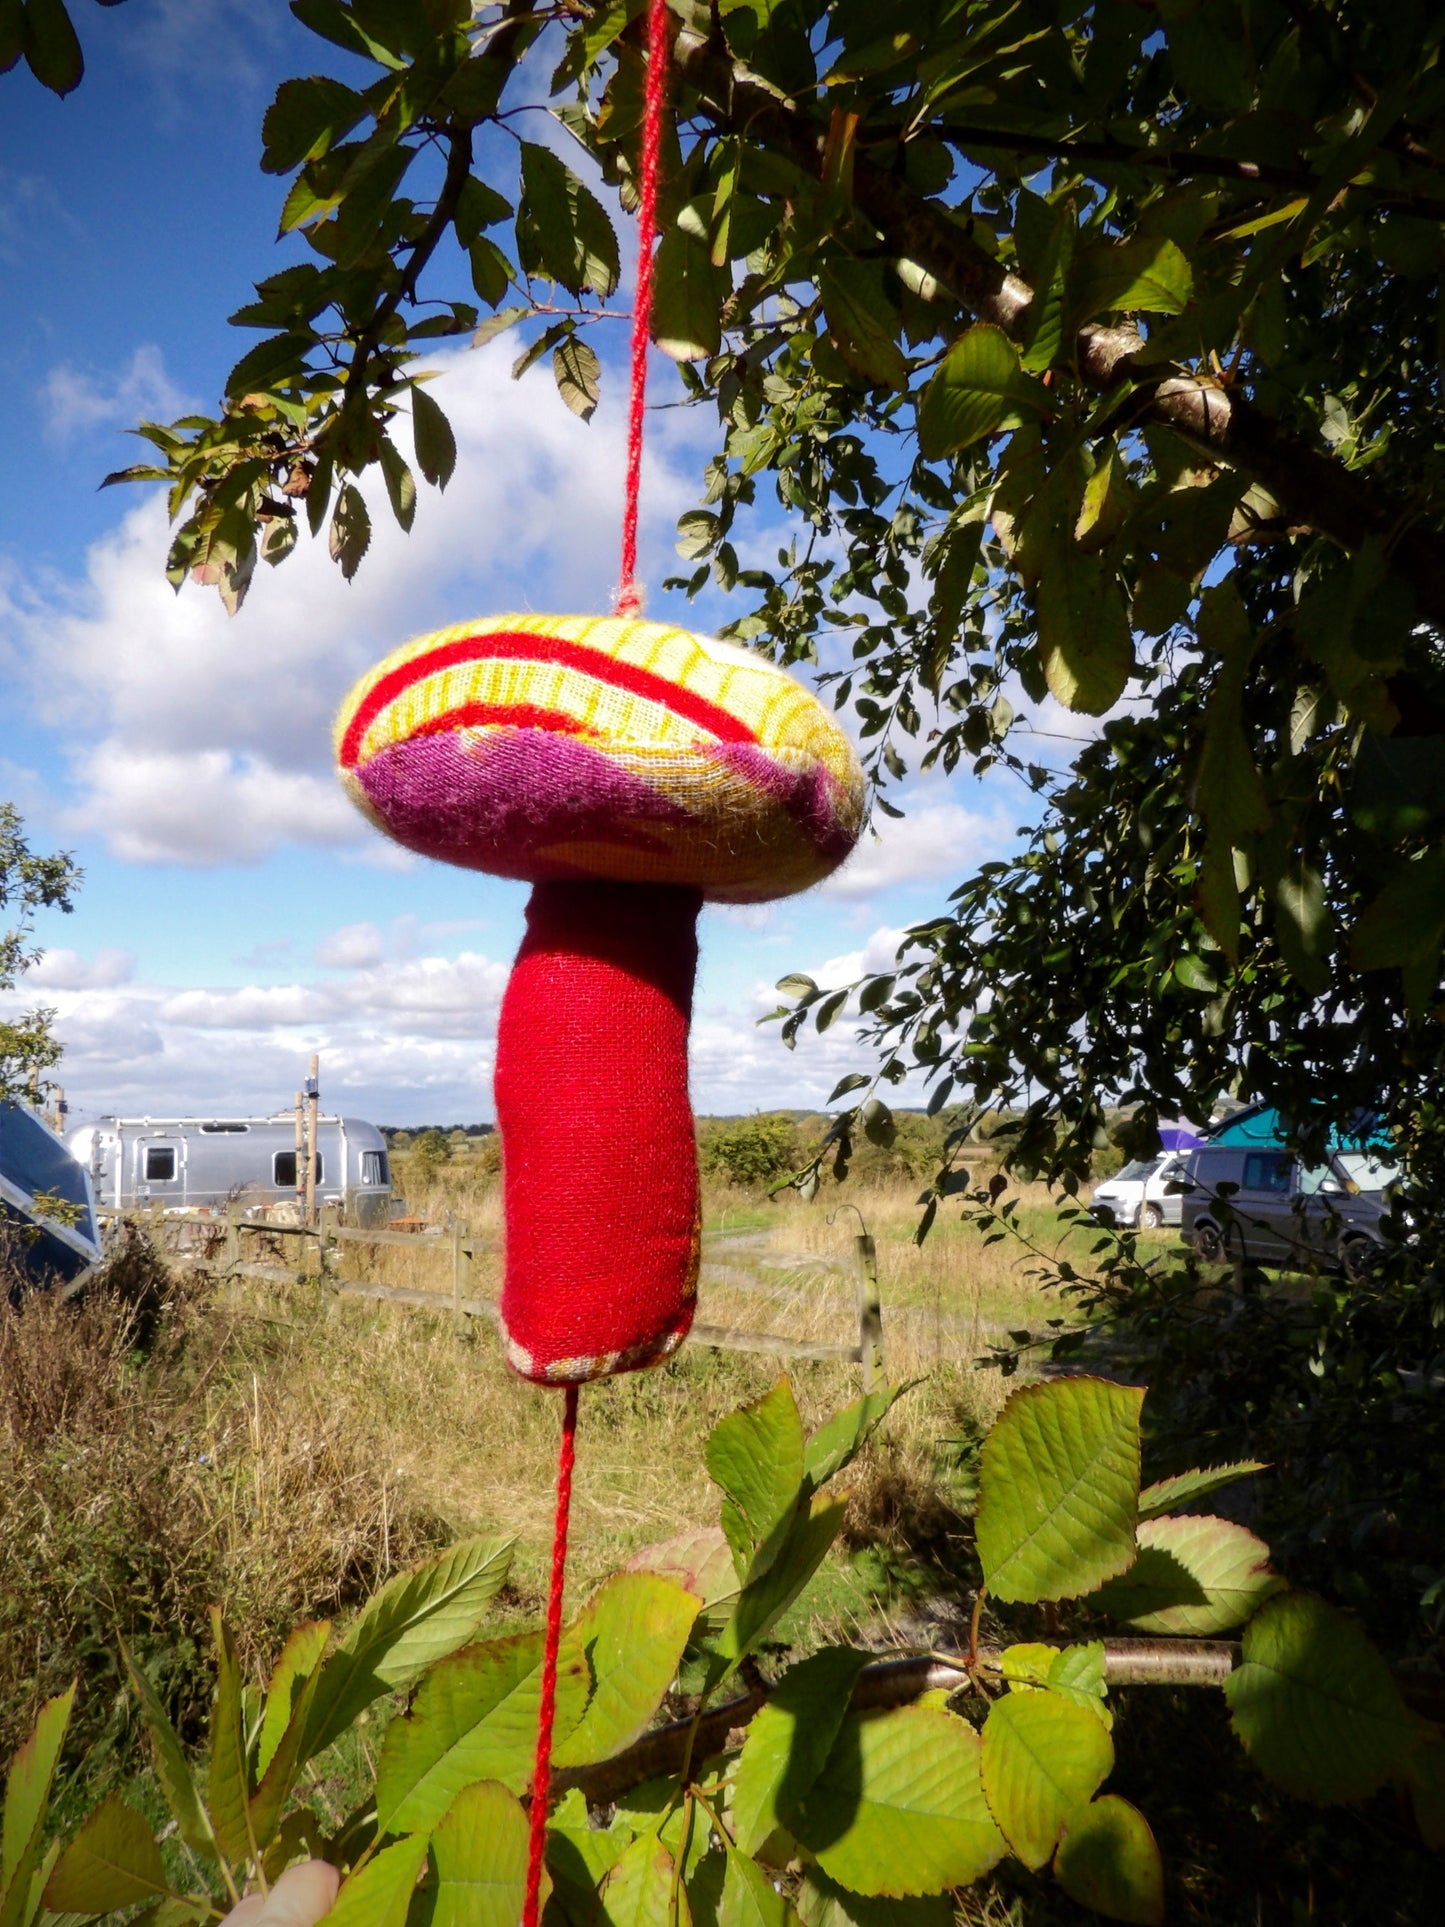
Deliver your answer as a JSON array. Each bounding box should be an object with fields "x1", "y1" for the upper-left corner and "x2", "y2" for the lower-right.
[
  {"x1": 68, "y1": 1114, "x2": 393, "y2": 1227},
  {"x1": 1090, "y1": 1152, "x2": 1186, "y2": 1230}
]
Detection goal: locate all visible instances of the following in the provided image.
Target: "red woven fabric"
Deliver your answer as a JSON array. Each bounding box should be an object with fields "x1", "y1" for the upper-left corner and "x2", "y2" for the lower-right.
[
  {"x1": 523, "y1": 1383, "x2": 578, "y2": 1927},
  {"x1": 495, "y1": 880, "x2": 701, "y2": 1382},
  {"x1": 615, "y1": 0, "x2": 670, "y2": 617}
]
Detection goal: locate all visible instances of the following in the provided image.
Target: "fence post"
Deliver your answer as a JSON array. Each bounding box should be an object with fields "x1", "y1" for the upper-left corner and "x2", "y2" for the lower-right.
[
  {"x1": 225, "y1": 1202, "x2": 241, "y2": 1273},
  {"x1": 451, "y1": 1216, "x2": 465, "y2": 1333},
  {"x1": 855, "y1": 1232, "x2": 884, "y2": 1392},
  {"x1": 319, "y1": 1202, "x2": 339, "y2": 1287}
]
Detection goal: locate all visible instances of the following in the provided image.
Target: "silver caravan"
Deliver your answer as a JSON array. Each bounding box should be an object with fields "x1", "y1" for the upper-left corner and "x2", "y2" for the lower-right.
[{"x1": 68, "y1": 1114, "x2": 393, "y2": 1227}]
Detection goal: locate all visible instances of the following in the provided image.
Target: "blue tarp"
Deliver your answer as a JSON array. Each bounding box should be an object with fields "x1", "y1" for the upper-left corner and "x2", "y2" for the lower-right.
[{"x1": 1207, "y1": 1103, "x2": 1390, "y2": 1151}]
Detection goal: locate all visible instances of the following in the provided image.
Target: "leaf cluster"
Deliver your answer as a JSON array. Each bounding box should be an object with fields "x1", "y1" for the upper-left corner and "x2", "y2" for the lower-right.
[{"x1": 6, "y1": 1372, "x2": 1441, "y2": 1927}]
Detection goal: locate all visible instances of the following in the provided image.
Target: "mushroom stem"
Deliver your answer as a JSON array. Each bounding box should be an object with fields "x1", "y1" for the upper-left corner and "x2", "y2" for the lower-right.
[{"x1": 494, "y1": 879, "x2": 703, "y2": 1383}]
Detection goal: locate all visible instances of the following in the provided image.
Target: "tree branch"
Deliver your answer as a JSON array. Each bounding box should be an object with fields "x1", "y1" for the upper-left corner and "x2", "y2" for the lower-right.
[
  {"x1": 676, "y1": 39, "x2": 1445, "y2": 631},
  {"x1": 554, "y1": 1637, "x2": 1445, "y2": 1810}
]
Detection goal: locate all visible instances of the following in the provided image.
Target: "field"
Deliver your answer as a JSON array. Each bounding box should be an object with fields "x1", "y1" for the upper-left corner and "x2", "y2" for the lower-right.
[{"x1": 0, "y1": 1152, "x2": 1122, "y2": 1767}]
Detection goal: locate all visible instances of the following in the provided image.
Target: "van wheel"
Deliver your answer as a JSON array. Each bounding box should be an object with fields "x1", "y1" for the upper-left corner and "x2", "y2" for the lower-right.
[
  {"x1": 1192, "y1": 1221, "x2": 1226, "y2": 1263},
  {"x1": 1140, "y1": 1202, "x2": 1164, "y2": 1231}
]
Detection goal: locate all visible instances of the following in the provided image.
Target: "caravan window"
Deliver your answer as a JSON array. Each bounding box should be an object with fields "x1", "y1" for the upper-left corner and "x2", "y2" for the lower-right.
[
  {"x1": 360, "y1": 1151, "x2": 390, "y2": 1187},
  {"x1": 273, "y1": 1151, "x2": 323, "y2": 1187},
  {"x1": 145, "y1": 1146, "x2": 177, "y2": 1182}
]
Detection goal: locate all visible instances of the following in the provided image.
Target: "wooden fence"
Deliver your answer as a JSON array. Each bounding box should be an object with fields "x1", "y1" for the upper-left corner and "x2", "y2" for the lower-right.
[{"x1": 154, "y1": 1202, "x2": 883, "y2": 1386}]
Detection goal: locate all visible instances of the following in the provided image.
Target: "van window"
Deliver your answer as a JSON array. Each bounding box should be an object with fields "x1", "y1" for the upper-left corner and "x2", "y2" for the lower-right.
[
  {"x1": 201, "y1": 1122, "x2": 249, "y2": 1133},
  {"x1": 273, "y1": 1151, "x2": 323, "y2": 1187},
  {"x1": 1242, "y1": 1151, "x2": 1291, "y2": 1194},
  {"x1": 360, "y1": 1151, "x2": 390, "y2": 1187},
  {"x1": 145, "y1": 1146, "x2": 177, "y2": 1182}
]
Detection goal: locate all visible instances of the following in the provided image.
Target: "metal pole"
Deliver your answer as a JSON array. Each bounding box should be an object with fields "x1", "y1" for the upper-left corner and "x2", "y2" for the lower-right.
[
  {"x1": 305, "y1": 1056, "x2": 320, "y2": 1229},
  {"x1": 294, "y1": 1090, "x2": 305, "y2": 1220}
]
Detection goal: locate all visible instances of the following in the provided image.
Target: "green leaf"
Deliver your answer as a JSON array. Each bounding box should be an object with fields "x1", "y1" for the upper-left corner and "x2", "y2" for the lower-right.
[
  {"x1": 804, "y1": 1386, "x2": 907, "y2": 1489},
  {"x1": 652, "y1": 229, "x2": 724, "y2": 362},
  {"x1": 1054, "y1": 1796, "x2": 1164, "y2": 1926},
  {"x1": 776, "y1": 973, "x2": 818, "y2": 1000},
  {"x1": 261, "y1": 76, "x2": 366, "y2": 174},
  {"x1": 1034, "y1": 545, "x2": 1133, "y2": 715},
  {"x1": 207, "y1": 1613, "x2": 256, "y2": 1870},
  {"x1": 624, "y1": 1526, "x2": 739, "y2": 1608},
  {"x1": 21, "y1": 0, "x2": 82, "y2": 95},
  {"x1": 1224, "y1": 1592, "x2": 1420, "y2": 1804},
  {"x1": 818, "y1": 262, "x2": 906, "y2": 390},
  {"x1": 733, "y1": 1647, "x2": 871, "y2": 1854},
  {"x1": 1072, "y1": 237, "x2": 1193, "y2": 323},
  {"x1": 303, "y1": 1534, "x2": 514, "y2": 1762},
  {"x1": 377, "y1": 435, "x2": 418, "y2": 531},
  {"x1": 1091, "y1": 1514, "x2": 1284, "y2": 1636},
  {"x1": 376, "y1": 1629, "x2": 588, "y2": 1834},
  {"x1": 248, "y1": 1646, "x2": 326, "y2": 1858},
  {"x1": 118, "y1": 1638, "x2": 215, "y2": 1865},
  {"x1": 600, "y1": 1837, "x2": 684, "y2": 1927},
  {"x1": 291, "y1": 0, "x2": 407, "y2": 68},
  {"x1": 328, "y1": 483, "x2": 372, "y2": 582},
  {"x1": 1046, "y1": 1643, "x2": 1111, "y2": 1729},
  {"x1": 256, "y1": 1621, "x2": 331, "y2": 1781},
  {"x1": 916, "y1": 324, "x2": 1049, "y2": 459},
  {"x1": 980, "y1": 1691, "x2": 1114, "y2": 1869},
  {"x1": 1074, "y1": 442, "x2": 1133, "y2": 552},
  {"x1": 323, "y1": 1835, "x2": 430, "y2": 1927},
  {"x1": 1351, "y1": 846, "x2": 1445, "y2": 971},
  {"x1": 706, "y1": 1379, "x2": 807, "y2": 1577},
  {"x1": 710, "y1": 1495, "x2": 848, "y2": 1683},
  {"x1": 454, "y1": 174, "x2": 513, "y2": 242},
  {"x1": 473, "y1": 305, "x2": 529, "y2": 349},
  {"x1": 1137, "y1": 1461, "x2": 1267, "y2": 1521},
  {"x1": 432, "y1": 1780, "x2": 532, "y2": 1927},
  {"x1": 792, "y1": 1706, "x2": 1007, "y2": 1897},
  {"x1": 796, "y1": 1870, "x2": 953, "y2": 1927},
  {"x1": 43, "y1": 1797, "x2": 168, "y2": 1917},
  {"x1": 411, "y1": 383, "x2": 458, "y2": 491},
  {"x1": 975, "y1": 1378, "x2": 1144, "y2": 1604},
  {"x1": 0, "y1": 1682, "x2": 74, "y2": 1927},
  {"x1": 553, "y1": 1574, "x2": 702, "y2": 1768},
  {"x1": 225, "y1": 332, "x2": 314, "y2": 399},
  {"x1": 519, "y1": 142, "x2": 620, "y2": 298},
  {"x1": 720, "y1": 1847, "x2": 792, "y2": 1927},
  {"x1": 554, "y1": 335, "x2": 602, "y2": 422}
]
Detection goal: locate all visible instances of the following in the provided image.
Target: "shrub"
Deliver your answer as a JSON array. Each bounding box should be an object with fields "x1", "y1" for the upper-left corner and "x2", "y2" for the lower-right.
[
  {"x1": 0, "y1": 1246, "x2": 440, "y2": 1763},
  {"x1": 698, "y1": 1113, "x2": 798, "y2": 1188}
]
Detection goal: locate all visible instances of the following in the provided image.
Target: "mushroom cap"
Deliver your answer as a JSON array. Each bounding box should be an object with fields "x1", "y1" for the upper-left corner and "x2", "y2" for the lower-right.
[{"x1": 334, "y1": 613, "x2": 865, "y2": 902}]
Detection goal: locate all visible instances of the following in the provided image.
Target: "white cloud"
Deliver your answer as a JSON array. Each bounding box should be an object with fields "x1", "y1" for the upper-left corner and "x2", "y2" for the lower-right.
[
  {"x1": 811, "y1": 925, "x2": 912, "y2": 990},
  {"x1": 63, "y1": 745, "x2": 361, "y2": 865},
  {"x1": 24, "y1": 946, "x2": 135, "y2": 989},
  {"x1": 6, "y1": 340, "x2": 706, "y2": 870},
  {"x1": 39, "y1": 345, "x2": 190, "y2": 447},
  {"x1": 315, "y1": 921, "x2": 385, "y2": 969},
  {"x1": 823, "y1": 797, "x2": 997, "y2": 899}
]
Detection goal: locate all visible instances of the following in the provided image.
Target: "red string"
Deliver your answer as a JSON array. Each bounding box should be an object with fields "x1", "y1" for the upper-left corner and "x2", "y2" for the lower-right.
[
  {"x1": 615, "y1": 0, "x2": 671, "y2": 618},
  {"x1": 523, "y1": 1383, "x2": 578, "y2": 1927}
]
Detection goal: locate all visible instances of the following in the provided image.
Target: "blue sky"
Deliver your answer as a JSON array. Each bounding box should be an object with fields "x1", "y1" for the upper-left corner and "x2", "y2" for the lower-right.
[{"x1": 0, "y1": 0, "x2": 1022, "y2": 1127}]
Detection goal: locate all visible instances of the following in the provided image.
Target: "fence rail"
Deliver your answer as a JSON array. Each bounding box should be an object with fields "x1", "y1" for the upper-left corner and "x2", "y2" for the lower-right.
[{"x1": 139, "y1": 1202, "x2": 882, "y2": 1378}]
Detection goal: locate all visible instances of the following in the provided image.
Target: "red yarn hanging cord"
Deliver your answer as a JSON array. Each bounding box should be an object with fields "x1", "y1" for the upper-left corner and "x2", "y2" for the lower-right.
[
  {"x1": 615, "y1": 0, "x2": 671, "y2": 617},
  {"x1": 523, "y1": 1383, "x2": 579, "y2": 1927},
  {"x1": 523, "y1": 9, "x2": 669, "y2": 1922}
]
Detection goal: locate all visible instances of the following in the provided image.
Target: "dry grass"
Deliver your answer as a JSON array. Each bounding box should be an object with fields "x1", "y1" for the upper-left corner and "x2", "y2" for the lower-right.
[
  {"x1": 0, "y1": 1264, "x2": 442, "y2": 1761},
  {"x1": 0, "y1": 1160, "x2": 1109, "y2": 1768}
]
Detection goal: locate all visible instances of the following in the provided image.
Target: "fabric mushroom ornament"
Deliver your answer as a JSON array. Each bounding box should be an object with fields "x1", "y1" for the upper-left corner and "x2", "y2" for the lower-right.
[{"x1": 334, "y1": 611, "x2": 866, "y2": 1383}]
